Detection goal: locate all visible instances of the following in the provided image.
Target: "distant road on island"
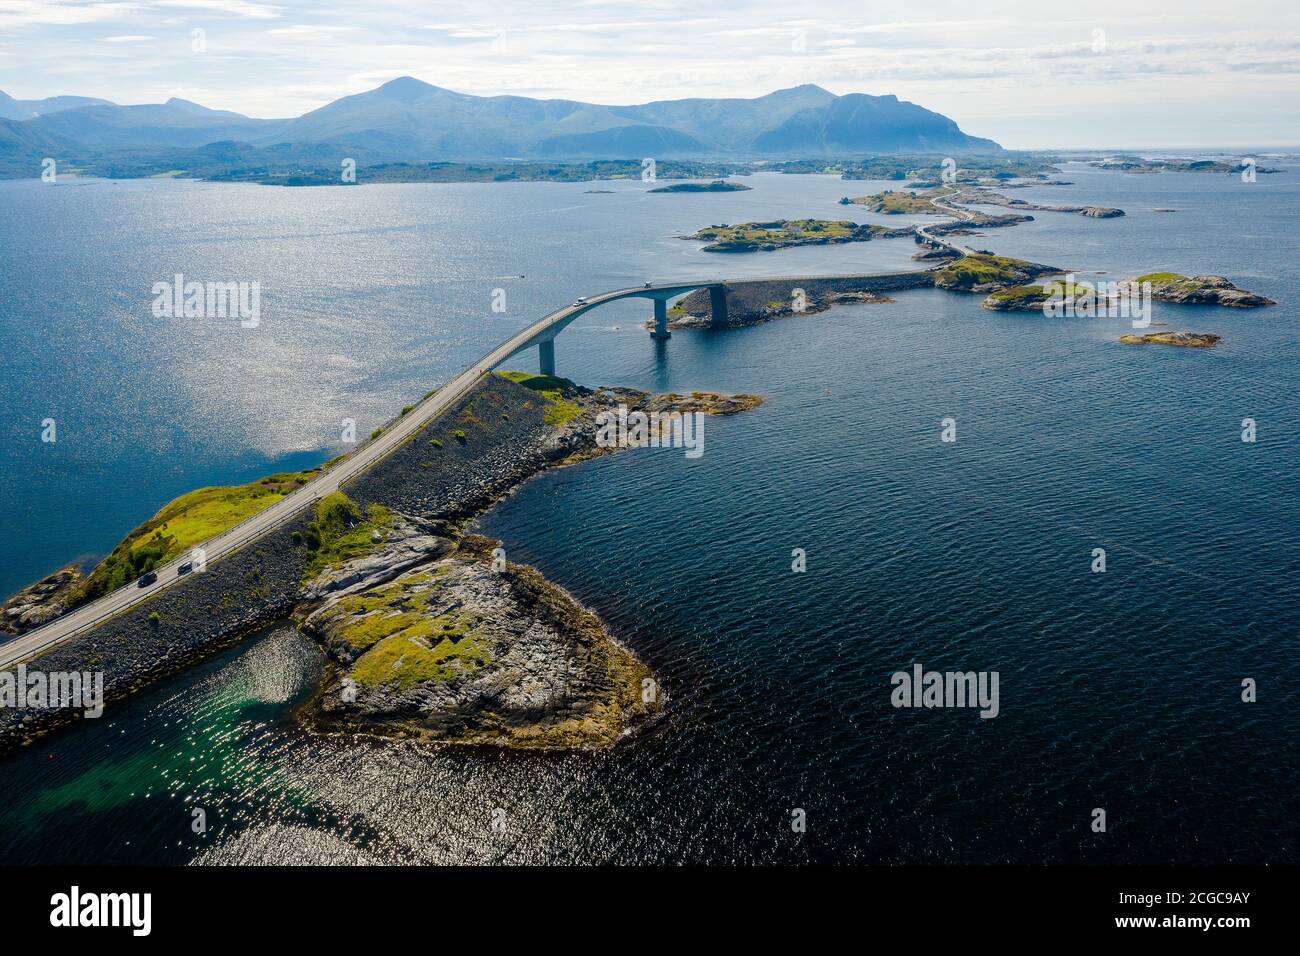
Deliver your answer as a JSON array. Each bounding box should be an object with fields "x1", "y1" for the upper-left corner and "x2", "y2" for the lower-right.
[{"x1": 916, "y1": 185, "x2": 979, "y2": 255}]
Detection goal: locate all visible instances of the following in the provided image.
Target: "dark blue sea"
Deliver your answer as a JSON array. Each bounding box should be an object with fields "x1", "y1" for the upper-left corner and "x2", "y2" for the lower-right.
[{"x1": 0, "y1": 164, "x2": 1296, "y2": 863}]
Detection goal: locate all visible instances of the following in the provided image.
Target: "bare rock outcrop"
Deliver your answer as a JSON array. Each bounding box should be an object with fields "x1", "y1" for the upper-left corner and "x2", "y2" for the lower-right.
[{"x1": 1, "y1": 564, "x2": 80, "y2": 636}]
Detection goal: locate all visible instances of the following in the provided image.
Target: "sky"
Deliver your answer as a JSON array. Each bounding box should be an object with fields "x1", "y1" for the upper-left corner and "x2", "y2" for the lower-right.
[{"x1": 1, "y1": 0, "x2": 1298, "y2": 148}]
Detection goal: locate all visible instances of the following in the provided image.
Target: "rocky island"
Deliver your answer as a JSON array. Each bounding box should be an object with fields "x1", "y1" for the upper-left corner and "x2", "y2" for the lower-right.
[
  {"x1": 1090, "y1": 156, "x2": 1281, "y2": 175},
  {"x1": 649, "y1": 179, "x2": 751, "y2": 193},
  {"x1": 656, "y1": 288, "x2": 895, "y2": 329},
  {"x1": 1119, "y1": 331, "x2": 1222, "y2": 348},
  {"x1": 0, "y1": 372, "x2": 762, "y2": 753},
  {"x1": 1131, "y1": 273, "x2": 1275, "y2": 308},
  {"x1": 929, "y1": 253, "x2": 1063, "y2": 294},
  {"x1": 299, "y1": 530, "x2": 656, "y2": 748},
  {"x1": 984, "y1": 272, "x2": 1274, "y2": 312},
  {"x1": 844, "y1": 184, "x2": 1123, "y2": 219},
  {"x1": 1, "y1": 565, "x2": 82, "y2": 635},
  {"x1": 981, "y1": 280, "x2": 1089, "y2": 311},
  {"x1": 683, "y1": 218, "x2": 907, "y2": 252},
  {"x1": 841, "y1": 190, "x2": 937, "y2": 214}
]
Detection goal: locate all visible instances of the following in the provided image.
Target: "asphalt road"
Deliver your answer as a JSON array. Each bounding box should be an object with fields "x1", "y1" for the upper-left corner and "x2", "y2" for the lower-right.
[
  {"x1": 916, "y1": 184, "x2": 978, "y2": 255},
  {"x1": 3, "y1": 255, "x2": 959, "y2": 669},
  {"x1": 0, "y1": 281, "x2": 713, "y2": 668}
]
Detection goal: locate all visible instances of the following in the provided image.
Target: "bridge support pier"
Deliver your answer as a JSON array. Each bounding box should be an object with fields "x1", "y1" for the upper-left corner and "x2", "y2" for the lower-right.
[
  {"x1": 709, "y1": 285, "x2": 729, "y2": 327},
  {"x1": 651, "y1": 299, "x2": 671, "y2": 339},
  {"x1": 538, "y1": 339, "x2": 556, "y2": 377}
]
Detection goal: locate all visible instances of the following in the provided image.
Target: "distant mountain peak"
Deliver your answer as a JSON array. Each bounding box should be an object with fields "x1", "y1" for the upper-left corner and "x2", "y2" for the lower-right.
[
  {"x1": 3, "y1": 79, "x2": 1000, "y2": 165},
  {"x1": 0, "y1": 91, "x2": 115, "y2": 121},
  {"x1": 374, "y1": 76, "x2": 443, "y2": 100},
  {"x1": 165, "y1": 97, "x2": 214, "y2": 113}
]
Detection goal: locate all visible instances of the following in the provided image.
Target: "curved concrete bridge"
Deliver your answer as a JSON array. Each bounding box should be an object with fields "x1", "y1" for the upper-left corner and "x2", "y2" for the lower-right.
[
  {"x1": 501, "y1": 280, "x2": 728, "y2": 375},
  {"x1": 2, "y1": 251, "x2": 971, "y2": 669},
  {"x1": 0, "y1": 279, "x2": 725, "y2": 668}
]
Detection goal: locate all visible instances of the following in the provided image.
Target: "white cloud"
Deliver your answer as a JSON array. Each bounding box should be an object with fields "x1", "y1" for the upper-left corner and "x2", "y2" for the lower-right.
[
  {"x1": 264, "y1": 24, "x2": 353, "y2": 36},
  {"x1": 149, "y1": 0, "x2": 280, "y2": 19},
  {"x1": 0, "y1": 0, "x2": 1296, "y2": 146},
  {"x1": 0, "y1": 2, "x2": 141, "y2": 28}
]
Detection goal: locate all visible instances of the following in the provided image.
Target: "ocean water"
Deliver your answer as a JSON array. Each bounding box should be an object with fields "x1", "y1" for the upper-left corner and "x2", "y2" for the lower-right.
[{"x1": 0, "y1": 165, "x2": 1296, "y2": 863}]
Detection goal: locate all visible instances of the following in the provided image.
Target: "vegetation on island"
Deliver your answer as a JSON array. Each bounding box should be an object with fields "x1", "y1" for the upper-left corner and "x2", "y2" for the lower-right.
[
  {"x1": 1131, "y1": 273, "x2": 1276, "y2": 308},
  {"x1": 322, "y1": 571, "x2": 493, "y2": 688},
  {"x1": 686, "y1": 218, "x2": 886, "y2": 252},
  {"x1": 300, "y1": 491, "x2": 393, "y2": 580},
  {"x1": 930, "y1": 253, "x2": 1061, "y2": 293},
  {"x1": 1119, "y1": 331, "x2": 1222, "y2": 348},
  {"x1": 768, "y1": 155, "x2": 1061, "y2": 183},
  {"x1": 648, "y1": 179, "x2": 752, "y2": 193},
  {"x1": 984, "y1": 283, "x2": 1058, "y2": 305},
  {"x1": 493, "y1": 371, "x2": 582, "y2": 426},
  {"x1": 841, "y1": 189, "x2": 940, "y2": 214},
  {"x1": 68, "y1": 470, "x2": 317, "y2": 607},
  {"x1": 982, "y1": 279, "x2": 1092, "y2": 310}
]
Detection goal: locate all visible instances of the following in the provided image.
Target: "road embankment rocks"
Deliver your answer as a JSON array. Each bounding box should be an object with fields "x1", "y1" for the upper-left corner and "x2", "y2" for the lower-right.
[
  {"x1": 0, "y1": 514, "x2": 311, "y2": 753},
  {"x1": 672, "y1": 273, "x2": 934, "y2": 329},
  {"x1": 0, "y1": 374, "x2": 760, "y2": 752}
]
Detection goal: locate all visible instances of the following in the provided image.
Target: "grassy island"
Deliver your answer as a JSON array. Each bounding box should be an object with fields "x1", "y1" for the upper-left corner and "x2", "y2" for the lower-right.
[
  {"x1": 841, "y1": 189, "x2": 941, "y2": 214},
  {"x1": 1130, "y1": 273, "x2": 1275, "y2": 308},
  {"x1": 686, "y1": 218, "x2": 885, "y2": 252},
  {"x1": 649, "y1": 179, "x2": 751, "y2": 193},
  {"x1": 982, "y1": 280, "x2": 1092, "y2": 310},
  {"x1": 931, "y1": 253, "x2": 1061, "y2": 293}
]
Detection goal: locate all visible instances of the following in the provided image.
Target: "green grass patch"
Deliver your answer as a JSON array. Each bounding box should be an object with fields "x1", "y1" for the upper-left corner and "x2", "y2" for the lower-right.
[
  {"x1": 689, "y1": 218, "x2": 868, "y2": 250},
  {"x1": 543, "y1": 398, "x2": 581, "y2": 427},
  {"x1": 932, "y1": 253, "x2": 1042, "y2": 290},
  {"x1": 351, "y1": 614, "x2": 491, "y2": 688},
  {"x1": 69, "y1": 470, "x2": 317, "y2": 606},
  {"x1": 494, "y1": 370, "x2": 576, "y2": 398},
  {"x1": 301, "y1": 492, "x2": 393, "y2": 580},
  {"x1": 844, "y1": 190, "x2": 938, "y2": 214},
  {"x1": 494, "y1": 371, "x2": 583, "y2": 427},
  {"x1": 988, "y1": 280, "x2": 1090, "y2": 302}
]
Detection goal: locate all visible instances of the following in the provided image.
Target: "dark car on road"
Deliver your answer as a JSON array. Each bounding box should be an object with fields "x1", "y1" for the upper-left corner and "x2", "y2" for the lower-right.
[
  {"x1": 177, "y1": 561, "x2": 192, "y2": 576},
  {"x1": 137, "y1": 571, "x2": 158, "y2": 588}
]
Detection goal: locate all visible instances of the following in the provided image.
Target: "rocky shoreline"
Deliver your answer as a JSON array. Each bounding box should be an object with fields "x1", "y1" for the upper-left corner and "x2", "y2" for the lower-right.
[
  {"x1": 1, "y1": 564, "x2": 81, "y2": 636},
  {"x1": 650, "y1": 179, "x2": 750, "y2": 193},
  {"x1": 982, "y1": 272, "x2": 1274, "y2": 315},
  {"x1": 0, "y1": 374, "x2": 761, "y2": 754},
  {"x1": 681, "y1": 219, "x2": 908, "y2": 253},
  {"x1": 1119, "y1": 331, "x2": 1222, "y2": 348},
  {"x1": 663, "y1": 272, "x2": 930, "y2": 330},
  {"x1": 297, "y1": 531, "x2": 658, "y2": 748},
  {"x1": 1132, "y1": 273, "x2": 1275, "y2": 308}
]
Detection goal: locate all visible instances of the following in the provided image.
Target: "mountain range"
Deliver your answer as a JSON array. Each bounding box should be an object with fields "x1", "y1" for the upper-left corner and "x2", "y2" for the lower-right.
[{"x1": 0, "y1": 77, "x2": 1001, "y2": 177}]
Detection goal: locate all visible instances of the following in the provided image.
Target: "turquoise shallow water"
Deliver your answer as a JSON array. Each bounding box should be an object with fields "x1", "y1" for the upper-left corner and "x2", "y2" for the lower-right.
[{"x1": 0, "y1": 165, "x2": 1297, "y2": 863}]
